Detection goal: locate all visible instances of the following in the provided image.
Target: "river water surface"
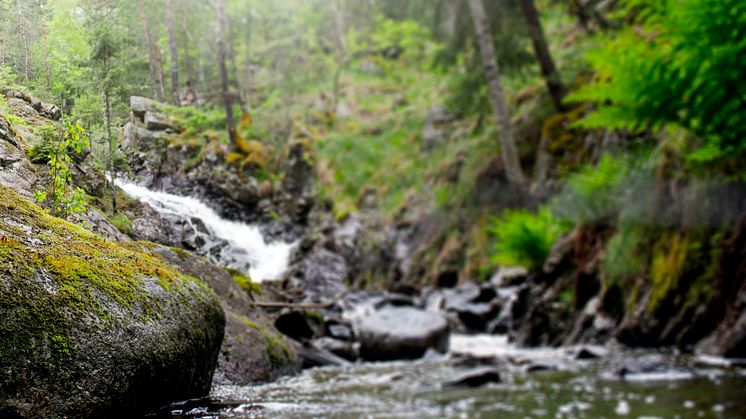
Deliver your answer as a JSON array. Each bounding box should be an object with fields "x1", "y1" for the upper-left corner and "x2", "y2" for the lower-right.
[{"x1": 162, "y1": 335, "x2": 746, "y2": 419}]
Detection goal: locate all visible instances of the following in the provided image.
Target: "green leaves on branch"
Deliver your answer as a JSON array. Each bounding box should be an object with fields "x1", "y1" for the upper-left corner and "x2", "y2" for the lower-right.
[
  {"x1": 35, "y1": 122, "x2": 90, "y2": 219},
  {"x1": 567, "y1": 0, "x2": 746, "y2": 166}
]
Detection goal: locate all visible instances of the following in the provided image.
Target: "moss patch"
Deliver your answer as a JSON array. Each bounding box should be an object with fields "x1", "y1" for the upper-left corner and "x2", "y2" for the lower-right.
[
  {"x1": 239, "y1": 317, "x2": 291, "y2": 368},
  {"x1": 0, "y1": 184, "x2": 211, "y2": 365}
]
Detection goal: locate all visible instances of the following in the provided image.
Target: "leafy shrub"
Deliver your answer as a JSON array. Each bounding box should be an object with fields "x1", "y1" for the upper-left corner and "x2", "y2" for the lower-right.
[
  {"x1": 550, "y1": 154, "x2": 629, "y2": 224},
  {"x1": 488, "y1": 208, "x2": 570, "y2": 271},
  {"x1": 568, "y1": 0, "x2": 746, "y2": 166},
  {"x1": 602, "y1": 223, "x2": 646, "y2": 284},
  {"x1": 27, "y1": 125, "x2": 61, "y2": 164}
]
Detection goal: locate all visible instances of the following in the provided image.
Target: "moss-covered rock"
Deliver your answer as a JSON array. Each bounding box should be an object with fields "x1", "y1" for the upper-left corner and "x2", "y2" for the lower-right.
[
  {"x1": 154, "y1": 247, "x2": 299, "y2": 385},
  {"x1": 0, "y1": 185, "x2": 225, "y2": 417}
]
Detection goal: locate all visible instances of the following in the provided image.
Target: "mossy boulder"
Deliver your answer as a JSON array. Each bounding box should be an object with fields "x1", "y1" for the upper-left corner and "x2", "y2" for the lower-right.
[
  {"x1": 0, "y1": 185, "x2": 225, "y2": 417},
  {"x1": 154, "y1": 247, "x2": 299, "y2": 385}
]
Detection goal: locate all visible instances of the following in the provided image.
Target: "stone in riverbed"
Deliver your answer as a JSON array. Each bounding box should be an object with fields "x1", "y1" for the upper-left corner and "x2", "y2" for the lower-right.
[
  {"x1": 358, "y1": 307, "x2": 450, "y2": 361},
  {"x1": 445, "y1": 367, "x2": 501, "y2": 387}
]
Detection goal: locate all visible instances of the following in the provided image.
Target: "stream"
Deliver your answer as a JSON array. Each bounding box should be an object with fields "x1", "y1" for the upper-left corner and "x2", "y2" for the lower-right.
[
  {"x1": 118, "y1": 182, "x2": 746, "y2": 419},
  {"x1": 116, "y1": 180, "x2": 295, "y2": 282},
  {"x1": 163, "y1": 335, "x2": 746, "y2": 418}
]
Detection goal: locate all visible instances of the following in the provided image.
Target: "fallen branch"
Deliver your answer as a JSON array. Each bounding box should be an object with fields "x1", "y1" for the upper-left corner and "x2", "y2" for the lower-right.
[{"x1": 249, "y1": 289, "x2": 350, "y2": 310}]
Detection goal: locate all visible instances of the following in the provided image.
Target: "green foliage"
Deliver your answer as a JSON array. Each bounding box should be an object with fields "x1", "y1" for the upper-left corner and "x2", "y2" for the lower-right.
[
  {"x1": 550, "y1": 154, "x2": 630, "y2": 224},
  {"x1": 602, "y1": 223, "x2": 646, "y2": 283},
  {"x1": 35, "y1": 122, "x2": 90, "y2": 219},
  {"x1": 108, "y1": 214, "x2": 133, "y2": 235},
  {"x1": 28, "y1": 125, "x2": 61, "y2": 164},
  {"x1": 568, "y1": 0, "x2": 746, "y2": 167},
  {"x1": 227, "y1": 268, "x2": 262, "y2": 296},
  {"x1": 488, "y1": 209, "x2": 571, "y2": 271}
]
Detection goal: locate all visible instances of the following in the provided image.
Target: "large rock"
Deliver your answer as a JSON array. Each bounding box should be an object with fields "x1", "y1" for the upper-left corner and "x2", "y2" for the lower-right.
[
  {"x1": 0, "y1": 185, "x2": 225, "y2": 417},
  {"x1": 130, "y1": 96, "x2": 160, "y2": 121},
  {"x1": 154, "y1": 246, "x2": 299, "y2": 385},
  {"x1": 357, "y1": 307, "x2": 450, "y2": 361}
]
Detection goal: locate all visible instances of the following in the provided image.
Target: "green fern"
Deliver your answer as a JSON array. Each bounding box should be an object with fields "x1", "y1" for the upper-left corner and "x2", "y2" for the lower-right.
[{"x1": 567, "y1": 0, "x2": 746, "y2": 166}]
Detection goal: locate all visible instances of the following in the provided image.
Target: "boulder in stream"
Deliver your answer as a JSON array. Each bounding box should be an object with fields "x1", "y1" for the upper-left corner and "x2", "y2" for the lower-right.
[
  {"x1": 0, "y1": 185, "x2": 225, "y2": 417},
  {"x1": 358, "y1": 307, "x2": 450, "y2": 361}
]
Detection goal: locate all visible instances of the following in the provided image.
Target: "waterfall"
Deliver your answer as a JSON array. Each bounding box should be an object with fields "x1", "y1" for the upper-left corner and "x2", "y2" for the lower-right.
[{"x1": 116, "y1": 180, "x2": 295, "y2": 282}]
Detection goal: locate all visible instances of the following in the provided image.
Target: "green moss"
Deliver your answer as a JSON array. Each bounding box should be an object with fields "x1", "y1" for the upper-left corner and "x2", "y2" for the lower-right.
[
  {"x1": 108, "y1": 213, "x2": 133, "y2": 235},
  {"x1": 239, "y1": 316, "x2": 291, "y2": 368},
  {"x1": 649, "y1": 233, "x2": 689, "y2": 312},
  {"x1": 227, "y1": 268, "x2": 262, "y2": 296},
  {"x1": 0, "y1": 185, "x2": 212, "y2": 363}
]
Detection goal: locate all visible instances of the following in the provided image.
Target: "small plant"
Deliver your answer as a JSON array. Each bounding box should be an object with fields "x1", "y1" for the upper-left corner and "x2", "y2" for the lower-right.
[
  {"x1": 550, "y1": 154, "x2": 629, "y2": 224},
  {"x1": 602, "y1": 223, "x2": 646, "y2": 284},
  {"x1": 488, "y1": 208, "x2": 570, "y2": 271},
  {"x1": 35, "y1": 121, "x2": 90, "y2": 219}
]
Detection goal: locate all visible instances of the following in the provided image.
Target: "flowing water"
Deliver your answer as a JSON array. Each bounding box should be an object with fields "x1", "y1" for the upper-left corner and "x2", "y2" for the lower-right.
[
  {"x1": 116, "y1": 180, "x2": 295, "y2": 281},
  {"x1": 158, "y1": 335, "x2": 746, "y2": 419},
  {"x1": 119, "y1": 182, "x2": 746, "y2": 419}
]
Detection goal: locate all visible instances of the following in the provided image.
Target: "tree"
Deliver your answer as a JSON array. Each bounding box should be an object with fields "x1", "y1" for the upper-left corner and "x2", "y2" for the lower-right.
[
  {"x1": 208, "y1": 0, "x2": 237, "y2": 146},
  {"x1": 165, "y1": 0, "x2": 180, "y2": 104},
  {"x1": 89, "y1": 18, "x2": 124, "y2": 213},
  {"x1": 138, "y1": 0, "x2": 162, "y2": 100},
  {"x1": 467, "y1": 0, "x2": 526, "y2": 186},
  {"x1": 518, "y1": 0, "x2": 567, "y2": 111}
]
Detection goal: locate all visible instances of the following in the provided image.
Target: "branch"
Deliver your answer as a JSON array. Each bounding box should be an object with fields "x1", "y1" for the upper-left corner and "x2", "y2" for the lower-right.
[{"x1": 249, "y1": 289, "x2": 350, "y2": 310}]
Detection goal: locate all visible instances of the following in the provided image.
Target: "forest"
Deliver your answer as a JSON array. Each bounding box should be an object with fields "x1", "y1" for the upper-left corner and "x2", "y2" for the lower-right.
[{"x1": 0, "y1": 0, "x2": 745, "y2": 417}]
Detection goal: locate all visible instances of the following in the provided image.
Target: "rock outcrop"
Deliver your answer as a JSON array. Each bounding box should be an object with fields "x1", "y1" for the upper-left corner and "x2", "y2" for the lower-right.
[{"x1": 0, "y1": 185, "x2": 225, "y2": 417}]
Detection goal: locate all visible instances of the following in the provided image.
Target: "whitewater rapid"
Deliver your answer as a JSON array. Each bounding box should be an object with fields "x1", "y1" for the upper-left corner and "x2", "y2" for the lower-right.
[{"x1": 116, "y1": 180, "x2": 295, "y2": 282}]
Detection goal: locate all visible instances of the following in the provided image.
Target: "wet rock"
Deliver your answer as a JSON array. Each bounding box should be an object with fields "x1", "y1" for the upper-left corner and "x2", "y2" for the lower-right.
[
  {"x1": 445, "y1": 367, "x2": 501, "y2": 387},
  {"x1": 314, "y1": 337, "x2": 360, "y2": 361},
  {"x1": 294, "y1": 341, "x2": 351, "y2": 368},
  {"x1": 155, "y1": 247, "x2": 298, "y2": 386},
  {"x1": 373, "y1": 293, "x2": 415, "y2": 309},
  {"x1": 455, "y1": 302, "x2": 501, "y2": 333},
  {"x1": 0, "y1": 186, "x2": 225, "y2": 417},
  {"x1": 613, "y1": 354, "x2": 668, "y2": 378},
  {"x1": 490, "y1": 266, "x2": 529, "y2": 287},
  {"x1": 326, "y1": 320, "x2": 354, "y2": 341},
  {"x1": 281, "y1": 140, "x2": 314, "y2": 224},
  {"x1": 274, "y1": 311, "x2": 316, "y2": 342},
  {"x1": 568, "y1": 345, "x2": 609, "y2": 360},
  {"x1": 358, "y1": 307, "x2": 450, "y2": 361}
]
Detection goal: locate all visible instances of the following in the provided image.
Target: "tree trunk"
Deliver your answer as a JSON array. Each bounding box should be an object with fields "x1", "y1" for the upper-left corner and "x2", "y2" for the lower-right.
[
  {"x1": 332, "y1": 0, "x2": 347, "y2": 56},
  {"x1": 222, "y1": 11, "x2": 247, "y2": 112},
  {"x1": 467, "y1": 0, "x2": 526, "y2": 186},
  {"x1": 138, "y1": 0, "x2": 160, "y2": 100},
  {"x1": 214, "y1": 0, "x2": 237, "y2": 146},
  {"x1": 105, "y1": 91, "x2": 117, "y2": 213},
  {"x1": 165, "y1": 0, "x2": 180, "y2": 105},
  {"x1": 180, "y1": 5, "x2": 195, "y2": 84},
  {"x1": 154, "y1": 44, "x2": 166, "y2": 100},
  {"x1": 519, "y1": 0, "x2": 567, "y2": 112},
  {"x1": 44, "y1": 32, "x2": 50, "y2": 86}
]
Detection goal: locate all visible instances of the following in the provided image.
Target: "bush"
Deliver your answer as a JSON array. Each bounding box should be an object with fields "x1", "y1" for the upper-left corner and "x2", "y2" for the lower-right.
[
  {"x1": 488, "y1": 208, "x2": 570, "y2": 271},
  {"x1": 550, "y1": 154, "x2": 629, "y2": 224},
  {"x1": 602, "y1": 223, "x2": 646, "y2": 284},
  {"x1": 27, "y1": 125, "x2": 61, "y2": 164}
]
